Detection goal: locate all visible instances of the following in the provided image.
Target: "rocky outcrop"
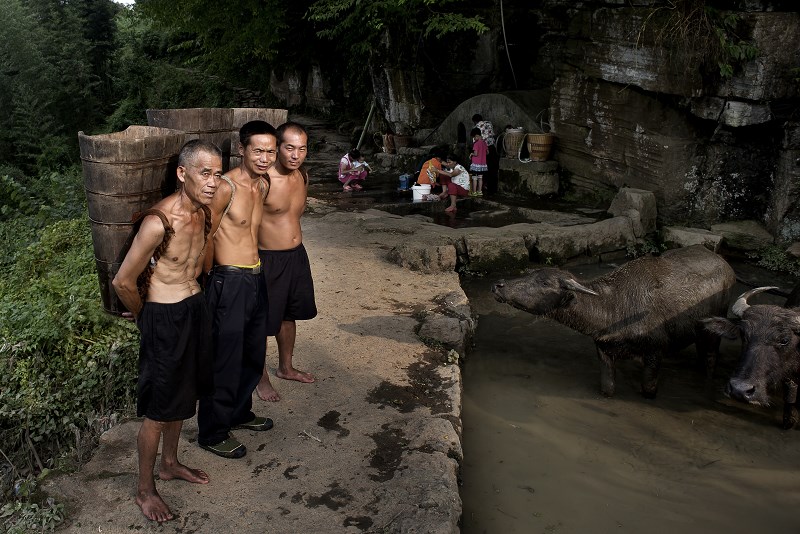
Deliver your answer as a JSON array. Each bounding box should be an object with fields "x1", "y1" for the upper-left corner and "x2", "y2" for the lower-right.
[
  {"x1": 498, "y1": 159, "x2": 559, "y2": 196},
  {"x1": 711, "y1": 220, "x2": 775, "y2": 251},
  {"x1": 542, "y1": 3, "x2": 800, "y2": 235},
  {"x1": 663, "y1": 226, "x2": 724, "y2": 252},
  {"x1": 608, "y1": 188, "x2": 657, "y2": 238},
  {"x1": 767, "y1": 121, "x2": 800, "y2": 241}
]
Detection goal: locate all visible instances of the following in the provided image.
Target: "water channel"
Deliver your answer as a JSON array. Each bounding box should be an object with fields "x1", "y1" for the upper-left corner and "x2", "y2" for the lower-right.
[
  {"x1": 307, "y1": 160, "x2": 800, "y2": 533},
  {"x1": 458, "y1": 265, "x2": 800, "y2": 534}
]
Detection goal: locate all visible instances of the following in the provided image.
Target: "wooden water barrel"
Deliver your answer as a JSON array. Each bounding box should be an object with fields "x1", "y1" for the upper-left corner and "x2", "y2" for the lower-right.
[
  {"x1": 147, "y1": 108, "x2": 233, "y2": 168},
  {"x1": 228, "y1": 107, "x2": 288, "y2": 169},
  {"x1": 501, "y1": 128, "x2": 526, "y2": 158},
  {"x1": 78, "y1": 126, "x2": 185, "y2": 315},
  {"x1": 527, "y1": 133, "x2": 555, "y2": 161}
]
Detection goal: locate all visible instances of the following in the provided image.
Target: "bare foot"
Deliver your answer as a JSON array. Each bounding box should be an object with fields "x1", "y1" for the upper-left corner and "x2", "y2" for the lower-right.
[
  {"x1": 256, "y1": 375, "x2": 281, "y2": 402},
  {"x1": 276, "y1": 367, "x2": 316, "y2": 383},
  {"x1": 444, "y1": 206, "x2": 457, "y2": 213},
  {"x1": 136, "y1": 489, "x2": 174, "y2": 523},
  {"x1": 159, "y1": 462, "x2": 209, "y2": 484}
]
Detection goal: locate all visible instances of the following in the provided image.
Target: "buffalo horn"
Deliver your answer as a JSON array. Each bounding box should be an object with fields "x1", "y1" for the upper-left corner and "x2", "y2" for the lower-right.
[
  {"x1": 731, "y1": 286, "x2": 779, "y2": 317},
  {"x1": 562, "y1": 277, "x2": 599, "y2": 296}
]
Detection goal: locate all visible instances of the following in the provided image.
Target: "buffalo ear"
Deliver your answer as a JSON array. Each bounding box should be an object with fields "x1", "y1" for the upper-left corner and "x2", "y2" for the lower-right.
[{"x1": 701, "y1": 317, "x2": 740, "y2": 339}]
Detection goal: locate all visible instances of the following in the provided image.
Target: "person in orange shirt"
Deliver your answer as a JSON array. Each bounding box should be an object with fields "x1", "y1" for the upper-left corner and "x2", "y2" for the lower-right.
[{"x1": 416, "y1": 155, "x2": 442, "y2": 186}]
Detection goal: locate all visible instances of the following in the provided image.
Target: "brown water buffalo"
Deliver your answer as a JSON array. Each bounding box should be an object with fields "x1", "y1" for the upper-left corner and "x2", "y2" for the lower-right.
[
  {"x1": 492, "y1": 245, "x2": 736, "y2": 398},
  {"x1": 702, "y1": 286, "x2": 800, "y2": 429}
]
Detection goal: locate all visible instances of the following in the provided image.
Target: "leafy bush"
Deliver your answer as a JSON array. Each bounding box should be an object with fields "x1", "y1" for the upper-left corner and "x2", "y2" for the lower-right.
[
  {"x1": 1, "y1": 166, "x2": 86, "y2": 223},
  {"x1": 748, "y1": 245, "x2": 800, "y2": 277},
  {"x1": 0, "y1": 217, "x2": 139, "y2": 502},
  {"x1": 0, "y1": 471, "x2": 65, "y2": 533}
]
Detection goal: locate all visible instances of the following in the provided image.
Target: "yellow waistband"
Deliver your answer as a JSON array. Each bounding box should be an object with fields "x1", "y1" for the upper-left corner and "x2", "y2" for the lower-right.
[{"x1": 230, "y1": 260, "x2": 261, "y2": 269}]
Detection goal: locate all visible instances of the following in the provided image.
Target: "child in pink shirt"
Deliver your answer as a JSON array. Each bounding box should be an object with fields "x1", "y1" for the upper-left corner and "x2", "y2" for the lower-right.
[{"x1": 469, "y1": 128, "x2": 487, "y2": 196}]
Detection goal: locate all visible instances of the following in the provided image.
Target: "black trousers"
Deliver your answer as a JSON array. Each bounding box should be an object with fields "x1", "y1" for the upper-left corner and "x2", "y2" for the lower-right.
[{"x1": 198, "y1": 268, "x2": 268, "y2": 445}]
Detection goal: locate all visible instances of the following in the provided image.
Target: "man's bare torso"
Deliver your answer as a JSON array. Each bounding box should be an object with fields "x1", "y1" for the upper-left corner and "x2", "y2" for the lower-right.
[
  {"x1": 210, "y1": 166, "x2": 264, "y2": 265},
  {"x1": 145, "y1": 194, "x2": 207, "y2": 303},
  {"x1": 258, "y1": 167, "x2": 307, "y2": 251}
]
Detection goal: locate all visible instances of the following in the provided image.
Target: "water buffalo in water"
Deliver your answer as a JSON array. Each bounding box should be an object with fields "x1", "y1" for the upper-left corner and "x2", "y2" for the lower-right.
[
  {"x1": 491, "y1": 245, "x2": 736, "y2": 398},
  {"x1": 702, "y1": 286, "x2": 800, "y2": 429}
]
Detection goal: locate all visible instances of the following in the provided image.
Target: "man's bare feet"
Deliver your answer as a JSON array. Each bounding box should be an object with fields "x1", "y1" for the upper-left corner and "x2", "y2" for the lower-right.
[
  {"x1": 158, "y1": 462, "x2": 209, "y2": 484},
  {"x1": 256, "y1": 374, "x2": 281, "y2": 402},
  {"x1": 276, "y1": 366, "x2": 315, "y2": 383},
  {"x1": 136, "y1": 489, "x2": 174, "y2": 523}
]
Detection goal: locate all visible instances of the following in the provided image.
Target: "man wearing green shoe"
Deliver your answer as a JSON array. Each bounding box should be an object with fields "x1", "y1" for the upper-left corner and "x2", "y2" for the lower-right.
[{"x1": 197, "y1": 120, "x2": 278, "y2": 458}]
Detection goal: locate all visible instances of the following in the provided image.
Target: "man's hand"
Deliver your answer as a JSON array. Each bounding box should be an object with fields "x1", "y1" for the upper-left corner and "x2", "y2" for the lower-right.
[{"x1": 121, "y1": 311, "x2": 136, "y2": 323}]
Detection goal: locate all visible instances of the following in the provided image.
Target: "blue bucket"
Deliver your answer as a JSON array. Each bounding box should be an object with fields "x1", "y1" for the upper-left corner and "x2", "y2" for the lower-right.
[{"x1": 398, "y1": 174, "x2": 410, "y2": 191}]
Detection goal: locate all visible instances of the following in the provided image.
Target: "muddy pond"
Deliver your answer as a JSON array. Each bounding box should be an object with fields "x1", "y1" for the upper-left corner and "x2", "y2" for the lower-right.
[{"x1": 458, "y1": 264, "x2": 800, "y2": 534}]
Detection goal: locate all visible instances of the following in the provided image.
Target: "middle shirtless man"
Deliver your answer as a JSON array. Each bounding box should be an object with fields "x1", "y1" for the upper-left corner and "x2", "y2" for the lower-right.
[
  {"x1": 256, "y1": 121, "x2": 318, "y2": 402},
  {"x1": 197, "y1": 120, "x2": 277, "y2": 459}
]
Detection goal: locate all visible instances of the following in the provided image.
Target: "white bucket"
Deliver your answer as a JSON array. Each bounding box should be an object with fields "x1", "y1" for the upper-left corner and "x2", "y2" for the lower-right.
[{"x1": 411, "y1": 184, "x2": 431, "y2": 201}]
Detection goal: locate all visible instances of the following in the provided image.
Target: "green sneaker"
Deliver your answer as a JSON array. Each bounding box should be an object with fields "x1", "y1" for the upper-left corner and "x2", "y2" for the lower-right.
[
  {"x1": 199, "y1": 436, "x2": 246, "y2": 459},
  {"x1": 234, "y1": 416, "x2": 274, "y2": 431}
]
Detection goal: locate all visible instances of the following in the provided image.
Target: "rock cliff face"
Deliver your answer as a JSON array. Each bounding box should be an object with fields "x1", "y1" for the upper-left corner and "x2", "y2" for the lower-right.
[
  {"x1": 538, "y1": 1, "x2": 799, "y2": 236},
  {"x1": 265, "y1": 1, "x2": 798, "y2": 240}
]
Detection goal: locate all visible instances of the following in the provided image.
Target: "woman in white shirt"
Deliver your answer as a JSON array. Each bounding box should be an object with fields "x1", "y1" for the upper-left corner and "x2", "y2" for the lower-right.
[{"x1": 435, "y1": 155, "x2": 471, "y2": 213}]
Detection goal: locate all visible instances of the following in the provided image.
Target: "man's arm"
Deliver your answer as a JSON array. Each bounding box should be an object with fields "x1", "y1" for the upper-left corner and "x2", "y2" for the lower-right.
[
  {"x1": 250, "y1": 183, "x2": 264, "y2": 248},
  {"x1": 112, "y1": 216, "x2": 165, "y2": 319},
  {"x1": 204, "y1": 179, "x2": 232, "y2": 272}
]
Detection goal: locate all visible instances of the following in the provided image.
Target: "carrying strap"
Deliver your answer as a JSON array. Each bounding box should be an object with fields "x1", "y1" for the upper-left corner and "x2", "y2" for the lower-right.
[
  {"x1": 219, "y1": 175, "x2": 236, "y2": 221},
  {"x1": 130, "y1": 209, "x2": 174, "y2": 301},
  {"x1": 124, "y1": 206, "x2": 211, "y2": 301}
]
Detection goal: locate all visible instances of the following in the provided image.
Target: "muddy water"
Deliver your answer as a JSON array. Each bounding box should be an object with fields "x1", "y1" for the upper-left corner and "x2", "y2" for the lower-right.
[{"x1": 459, "y1": 264, "x2": 800, "y2": 534}]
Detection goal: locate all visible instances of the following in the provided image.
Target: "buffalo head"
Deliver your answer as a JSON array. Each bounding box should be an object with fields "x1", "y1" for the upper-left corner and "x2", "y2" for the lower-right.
[
  {"x1": 492, "y1": 268, "x2": 598, "y2": 316},
  {"x1": 702, "y1": 287, "x2": 800, "y2": 406}
]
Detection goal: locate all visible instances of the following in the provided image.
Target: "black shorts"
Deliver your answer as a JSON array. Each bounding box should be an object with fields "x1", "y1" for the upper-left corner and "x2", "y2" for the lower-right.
[
  {"x1": 136, "y1": 293, "x2": 213, "y2": 422},
  {"x1": 259, "y1": 244, "x2": 318, "y2": 336}
]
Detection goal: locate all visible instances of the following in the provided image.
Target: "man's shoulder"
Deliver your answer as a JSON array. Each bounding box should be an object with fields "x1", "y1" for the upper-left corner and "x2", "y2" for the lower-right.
[{"x1": 268, "y1": 167, "x2": 307, "y2": 183}]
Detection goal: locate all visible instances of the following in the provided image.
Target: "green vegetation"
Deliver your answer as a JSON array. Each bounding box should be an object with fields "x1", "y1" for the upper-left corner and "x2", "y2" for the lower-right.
[
  {"x1": 639, "y1": 0, "x2": 758, "y2": 82},
  {"x1": 0, "y1": 166, "x2": 139, "y2": 531},
  {"x1": 626, "y1": 236, "x2": 667, "y2": 259},
  {"x1": 748, "y1": 245, "x2": 800, "y2": 278}
]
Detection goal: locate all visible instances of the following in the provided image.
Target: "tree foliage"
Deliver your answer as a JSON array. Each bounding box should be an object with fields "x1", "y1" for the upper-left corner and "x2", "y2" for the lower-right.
[
  {"x1": 136, "y1": 0, "x2": 297, "y2": 83},
  {"x1": 0, "y1": 0, "x2": 119, "y2": 172},
  {"x1": 308, "y1": 0, "x2": 487, "y2": 68}
]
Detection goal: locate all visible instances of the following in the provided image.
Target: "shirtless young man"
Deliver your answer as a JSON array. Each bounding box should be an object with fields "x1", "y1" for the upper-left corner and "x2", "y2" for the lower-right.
[
  {"x1": 112, "y1": 139, "x2": 221, "y2": 523},
  {"x1": 255, "y1": 121, "x2": 318, "y2": 402},
  {"x1": 197, "y1": 120, "x2": 277, "y2": 458}
]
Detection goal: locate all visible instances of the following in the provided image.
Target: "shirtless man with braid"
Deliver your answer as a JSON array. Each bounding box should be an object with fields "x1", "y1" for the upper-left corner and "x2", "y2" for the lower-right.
[{"x1": 112, "y1": 139, "x2": 221, "y2": 522}]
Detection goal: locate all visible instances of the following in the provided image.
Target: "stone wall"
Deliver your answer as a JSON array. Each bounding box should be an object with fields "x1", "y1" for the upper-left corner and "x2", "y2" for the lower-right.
[
  {"x1": 540, "y1": 1, "x2": 800, "y2": 235},
  {"x1": 257, "y1": 1, "x2": 799, "y2": 242}
]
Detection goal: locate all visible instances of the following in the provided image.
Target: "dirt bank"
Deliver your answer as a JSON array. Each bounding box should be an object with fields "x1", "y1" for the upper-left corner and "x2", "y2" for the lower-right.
[{"x1": 47, "y1": 205, "x2": 467, "y2": 533}]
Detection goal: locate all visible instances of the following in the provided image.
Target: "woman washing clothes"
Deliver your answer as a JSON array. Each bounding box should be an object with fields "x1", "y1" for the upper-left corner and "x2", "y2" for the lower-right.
[
  {"x1": 338, "y1": 148, "x2": 371, "y2": 191},
  {"x1": 435, "y1": 154, "x2": 470, "y2": 213}
]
